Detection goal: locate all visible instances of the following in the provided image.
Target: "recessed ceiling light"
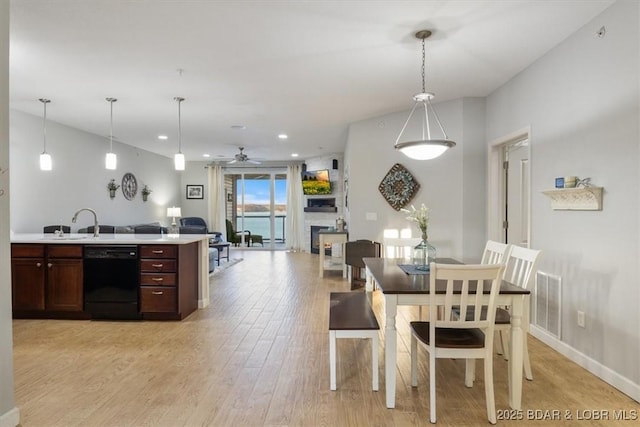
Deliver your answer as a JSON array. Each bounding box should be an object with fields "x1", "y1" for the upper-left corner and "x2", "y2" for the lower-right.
[
  {"x1": 278, "y1": 133, "x2": 288, "y2": 140},
  {"x1": 291, "y1": 153, "x2": 299, "y2": 157},
  {"x1": 231, "y1": 125, "x2": 246, "y2": 130},
  {"x1": 202, "y1": 154, "x2": 210, "y2": 158},
  {"x1": 158, "y1": 135, "x2": 168, "y2": 140}
]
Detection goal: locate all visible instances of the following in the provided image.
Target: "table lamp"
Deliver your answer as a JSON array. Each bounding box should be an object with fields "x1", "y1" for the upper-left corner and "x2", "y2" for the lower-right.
[{"x1": 167, "y1": 206, "x2": 182, "y2": 231}]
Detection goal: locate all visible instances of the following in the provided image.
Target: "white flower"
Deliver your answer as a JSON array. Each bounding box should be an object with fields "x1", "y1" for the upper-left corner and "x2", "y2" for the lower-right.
[{"x1": 400, "y1": 203, "x2": 429, "y2": 234}]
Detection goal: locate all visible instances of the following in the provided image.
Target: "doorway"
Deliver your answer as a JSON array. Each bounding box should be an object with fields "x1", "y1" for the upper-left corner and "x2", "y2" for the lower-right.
[
  {"x1": 488, "y1": 128, "x2": 531, "y2": 247},
  {"x1": 225, "y1": 169, "x2": 287, "y2": 249},
  {"x1": 504, "y1": 139, "x2": 530, "y2": 245}
]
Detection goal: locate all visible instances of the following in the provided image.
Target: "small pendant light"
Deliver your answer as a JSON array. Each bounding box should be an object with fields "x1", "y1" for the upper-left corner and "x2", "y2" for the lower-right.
[
  {"x1": 174, "y1": 96, "x2": 185, "y2": 171},
  {"x1": 105, "y1": 97, "x2": 118, "y2": 170},
  {"x1": 39, "y1": 98, "x2": 52, "y2": 171}
]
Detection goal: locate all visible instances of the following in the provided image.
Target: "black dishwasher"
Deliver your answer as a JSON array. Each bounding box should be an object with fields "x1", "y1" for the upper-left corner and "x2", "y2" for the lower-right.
[{"x1": 84, "y1": 246, "x2": 141, "y2": 320}]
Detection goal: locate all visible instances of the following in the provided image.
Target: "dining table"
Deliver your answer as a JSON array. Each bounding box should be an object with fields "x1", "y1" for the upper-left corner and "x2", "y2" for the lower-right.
[{"x1": 363, "y1": 257, "x2": 530, "y2": 410}]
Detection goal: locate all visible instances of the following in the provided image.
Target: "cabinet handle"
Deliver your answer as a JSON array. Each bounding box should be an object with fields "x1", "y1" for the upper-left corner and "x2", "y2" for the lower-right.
[
  {"x1": 36, "y1": 262, "x2": 42, "y2": 267},
  {"x1": 152, "y1": 264, "x2": 164, "y2": 268},
  {"x1": 151, "y1": 291, "x2": 164, "y2": 295},
  {"x1": 151, "y1": 277, "x2": 164, "y2": 282},
  {"x1": 152, "y1": 250, "x2": 164, "y2": 254}
]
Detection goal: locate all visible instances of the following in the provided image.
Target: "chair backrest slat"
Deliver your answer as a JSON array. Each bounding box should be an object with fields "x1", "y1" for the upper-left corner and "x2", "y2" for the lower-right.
[
  {"x1": 383, "y1": 237, "x2": 423, "y2": 259},
  {"x1": 481, "y1": 240, "x2": 512, "y2": 265},
  {"x1": 430, "y1": 263, "x2": 504, "y2": 331},
  {"x1": 503, "y1": 245, "x2": 542, "y2": 290}
]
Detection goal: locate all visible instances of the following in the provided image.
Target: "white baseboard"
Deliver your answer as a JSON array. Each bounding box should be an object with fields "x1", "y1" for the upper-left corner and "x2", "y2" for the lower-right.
[
  {"x1": 530, "y1": 325, "x2": 640, "y2": 402},
  {"x1": 0, "y1": 407, "x2": 20, "y2": 427},
  {"x1": 198, "y1": 297, "x2": 210, "y2": 309}
]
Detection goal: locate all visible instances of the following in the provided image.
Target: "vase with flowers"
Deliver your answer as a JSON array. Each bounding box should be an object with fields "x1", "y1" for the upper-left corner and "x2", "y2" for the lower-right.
[{"x1": 401, "y1": 203, "x2": 436, "y2": 270}]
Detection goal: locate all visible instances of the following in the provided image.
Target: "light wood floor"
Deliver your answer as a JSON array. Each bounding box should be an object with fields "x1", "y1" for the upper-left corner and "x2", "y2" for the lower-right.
[{"x1": 13, "y1": 250, "x2": 639, "y2": 426}]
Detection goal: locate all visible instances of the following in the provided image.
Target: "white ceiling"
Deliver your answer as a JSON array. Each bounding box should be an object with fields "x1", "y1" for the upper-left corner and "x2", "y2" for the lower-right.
[{"x1": 9, "y1": 0, "x2": 614, "y2": 163}]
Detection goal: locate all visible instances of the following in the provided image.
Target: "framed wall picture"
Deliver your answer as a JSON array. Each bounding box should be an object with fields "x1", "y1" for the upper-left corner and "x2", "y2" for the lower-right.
[
  {"x1": 186, "y1": 184, "x2": 204, "y2": 199},
  {"x1": 227, "y1": 192, "x2": 233, "y2": 202}
]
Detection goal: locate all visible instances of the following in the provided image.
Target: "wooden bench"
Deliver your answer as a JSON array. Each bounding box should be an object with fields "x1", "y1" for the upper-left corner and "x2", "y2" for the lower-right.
[{"x1": 329, "y1": 292, "x2": 380, "y2": 391}]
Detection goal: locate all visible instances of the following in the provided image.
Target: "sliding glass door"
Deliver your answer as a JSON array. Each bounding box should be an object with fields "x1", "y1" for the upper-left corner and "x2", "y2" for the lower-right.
[{"x1": 225, "y1": 169, "x2": 287, "y2": 249}]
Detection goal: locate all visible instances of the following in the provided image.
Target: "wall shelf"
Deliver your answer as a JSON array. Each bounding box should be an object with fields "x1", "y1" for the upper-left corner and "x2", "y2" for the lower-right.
[{"x1": 542, "y1": 187, "x2": 603, "y2": 211}]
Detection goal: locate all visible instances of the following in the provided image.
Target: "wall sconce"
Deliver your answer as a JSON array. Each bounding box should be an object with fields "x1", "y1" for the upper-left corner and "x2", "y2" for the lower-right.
[{"x1": 141, "y1": 185, "x2": 152, "y2": 202}]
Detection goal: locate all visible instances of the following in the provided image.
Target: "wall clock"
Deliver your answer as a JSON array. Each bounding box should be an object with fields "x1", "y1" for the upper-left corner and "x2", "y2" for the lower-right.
[{"x1": 121, "y1": 172, "x2": 138, "y2": 201}]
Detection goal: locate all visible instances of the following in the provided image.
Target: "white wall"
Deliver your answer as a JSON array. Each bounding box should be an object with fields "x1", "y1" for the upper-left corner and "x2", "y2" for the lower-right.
[
  {"x1": 9, "y1": 110, "x2": 182, "y2": 232},
  {"x1": 344, "y1": 97, "x2": 486, "y2": 262},
  {"x1": 180, "y1": 160, "x2": 209, "y2": 223},
  {"x1": 0, "y1": 0, "x2": 19, "y2": 424},
  {"x1": 486, "y1": 0, "x2": 639, "y2": 397}
]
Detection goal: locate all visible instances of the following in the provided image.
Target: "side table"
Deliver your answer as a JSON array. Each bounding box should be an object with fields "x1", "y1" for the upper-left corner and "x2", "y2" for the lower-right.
[
  {"x1": 318, "y1": 231, "x2": 348, "y2": 278},
  {"x1": 209, "y1": 242, "x2": 230, "y2": 265}
]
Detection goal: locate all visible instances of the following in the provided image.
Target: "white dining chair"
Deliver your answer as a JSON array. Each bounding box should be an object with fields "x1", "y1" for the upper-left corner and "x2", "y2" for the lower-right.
[
  {"x1": 383, "y1": 238, "x2": 423, "y2": 260},
  {"x1": 481, "y1": 240, "x2": 512, "y2": 264},
  {"x1": 383, "y1": 232, "x2": 428, "y2": 317},
  {"x1": 494, "y1": 245, "x2": 542, "y2": 380},
  {"x1": 410, "y1": 263, "x2": 505, "y2": 424}
]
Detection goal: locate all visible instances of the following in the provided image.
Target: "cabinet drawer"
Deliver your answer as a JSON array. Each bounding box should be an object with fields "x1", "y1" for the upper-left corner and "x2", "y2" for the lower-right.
[
  {"x1": 140, "y1": 259, "x2": 177, "y2": 272},
  {"x1": 140, "y1": 286, "x2": 177, "y2": 312},
  {"x1": 139, "y1": 245, "x2": 177, "y2": 259},
  {"x1": 12, "y1": 244, "x2": 45, "y2": 258},
  {"x1": 48, "y1": 245, "x2": 83, "y2": 258},
  {"x1": 140, "y1": 273, "x2": 176, "y2": 286}
]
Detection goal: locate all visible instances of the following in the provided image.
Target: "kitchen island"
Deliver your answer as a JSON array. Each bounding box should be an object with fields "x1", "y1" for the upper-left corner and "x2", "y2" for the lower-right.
[{"x1": 10, "y1": 233, "x2": 211, "y2": 320}]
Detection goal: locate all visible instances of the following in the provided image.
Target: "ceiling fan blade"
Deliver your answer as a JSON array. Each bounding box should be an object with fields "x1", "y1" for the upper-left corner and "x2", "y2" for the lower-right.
[
  {"x1": 227, "y1": 159, "x2": 237, "y2": 164},
  {"x1": 247, "y1": 159, "x2": 261, "y2": 164}
]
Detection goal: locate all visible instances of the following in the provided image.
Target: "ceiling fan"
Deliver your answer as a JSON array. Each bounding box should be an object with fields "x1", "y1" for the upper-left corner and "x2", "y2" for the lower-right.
[{"x1": 227, "y1": 146, "x2": 261, "y2": 164}]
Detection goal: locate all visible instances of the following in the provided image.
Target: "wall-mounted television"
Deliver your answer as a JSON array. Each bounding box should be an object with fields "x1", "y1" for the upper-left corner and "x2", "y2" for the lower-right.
[{"x1": 301, "y1": 169, "x2": 332, "y2": 195}]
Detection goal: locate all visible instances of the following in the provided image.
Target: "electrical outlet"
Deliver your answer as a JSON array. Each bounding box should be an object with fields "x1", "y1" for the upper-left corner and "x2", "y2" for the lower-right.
[{"x1": 577, "y1": 310, "x2": 586, "y2": 328}]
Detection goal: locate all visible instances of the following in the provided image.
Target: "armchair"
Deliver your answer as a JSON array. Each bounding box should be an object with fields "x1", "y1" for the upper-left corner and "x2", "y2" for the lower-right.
[
  {"x1": 180, "y1": 217, "x2": 209, "y2": 232},
  {"x1": 226, "y1": 219, "x2": 250, "y2": 246}
]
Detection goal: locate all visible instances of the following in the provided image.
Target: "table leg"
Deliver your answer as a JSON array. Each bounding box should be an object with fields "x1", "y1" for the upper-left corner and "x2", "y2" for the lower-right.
[
  {"x1": 365, "y1": 266, "x2": 373, "y2": 292},
  {"x1": 342, "y1": 241, "x2": 347, "y2": 278},
  {"x1": 319, "y1": 235, "x2": 325, "y2": 278},
  {"x1": 385, "y1": 295, "x2": 398, "y2": 408},
  {"x1": 508, "y1": 295, "x2": 524, "y2": 409}
]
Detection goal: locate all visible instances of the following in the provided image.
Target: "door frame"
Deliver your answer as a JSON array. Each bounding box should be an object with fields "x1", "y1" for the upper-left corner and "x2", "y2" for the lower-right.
[
  {"x1": 224, "y1": 167, "x2": 287, "y2": 249},
  {"x1": 487, "y1": 126, "x2": 532, "y2": 246}
]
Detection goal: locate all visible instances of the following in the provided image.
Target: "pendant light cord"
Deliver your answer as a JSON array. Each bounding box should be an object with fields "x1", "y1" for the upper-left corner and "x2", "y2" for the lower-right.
[
  {"x1": 39, "y1": 98, "x2": 50, "y2": 153},
  {"x1": 109, "y1": 101, "x2": 113, "y2": 151},
  {"x1": 42, "y1": 101, "x2": 47, "y2": 152},
  {"x1": 175, "y1": 97, "x2": 184, "y2": 154},
  {"x1": 421, "y1": 36, "x2": 426, "y2": 94},
  {"x1": 106, "y1": 98, "x2": 117, "y2": 152}
]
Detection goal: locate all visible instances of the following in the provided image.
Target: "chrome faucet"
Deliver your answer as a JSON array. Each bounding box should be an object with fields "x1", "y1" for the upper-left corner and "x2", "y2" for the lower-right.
[{"x1": 72, "y1": 208, "x2": 100, "y2": 238}]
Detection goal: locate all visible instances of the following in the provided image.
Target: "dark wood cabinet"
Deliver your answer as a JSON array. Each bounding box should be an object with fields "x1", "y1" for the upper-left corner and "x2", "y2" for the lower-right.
[
  {"x1": 11, "y1": 248, "x2": 46, "y2": 311},
  {"x1": 11, "y1": 244, "x2": 84, "y2": 317},
  {"x1": 12, "y1": 241, "x2": 198, "y2": 321},
  {"x1": 139, "y1": 243, "x2": 198, "y2": 320}
]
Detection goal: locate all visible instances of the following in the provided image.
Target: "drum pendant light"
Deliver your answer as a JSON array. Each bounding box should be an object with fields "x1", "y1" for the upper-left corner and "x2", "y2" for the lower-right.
[
  {"x1": 39, "y1": 98, "x2": 52, "y2": 171},
  {"x1": 105, "y1": 97, "x2": 118, "y2": 170},
  {"x1": 394, "y1": 30, "x2": 456, "y2": 160},
  {"x1": 174, "y1": 97, "x2": 185, "y2": 171}
]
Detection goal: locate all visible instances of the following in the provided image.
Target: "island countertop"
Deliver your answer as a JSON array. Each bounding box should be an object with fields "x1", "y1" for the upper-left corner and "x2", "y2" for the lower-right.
[{"x1": 11, "y1": 233, "x2": 209, "y2": 245}]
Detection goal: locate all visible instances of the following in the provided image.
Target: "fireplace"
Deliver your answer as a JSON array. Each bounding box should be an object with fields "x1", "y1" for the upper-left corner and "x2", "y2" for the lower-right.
[
  {"x1": 310, "y1": 225, "x2": 331, "y2": 255},
  {"x1": 304, "y1": 198, "x2": 337, "y2": 212}
]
